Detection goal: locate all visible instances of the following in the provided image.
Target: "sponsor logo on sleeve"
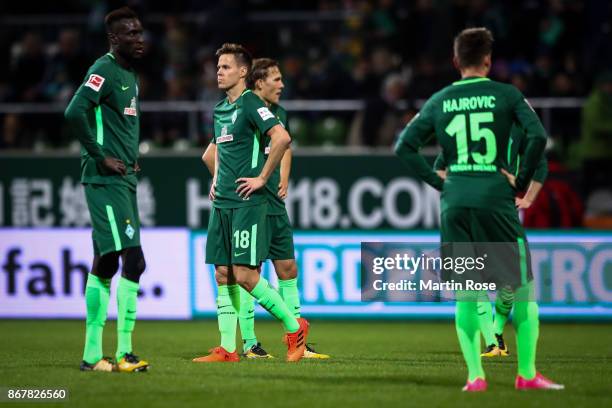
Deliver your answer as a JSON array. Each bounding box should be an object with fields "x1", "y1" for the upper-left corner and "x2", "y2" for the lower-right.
[
  {"x1": 85, "y1": 74, "x2": 105, "y2": 92},
  {"x1": 257, "y1": 107, "x2": 275, "y2": 121}
]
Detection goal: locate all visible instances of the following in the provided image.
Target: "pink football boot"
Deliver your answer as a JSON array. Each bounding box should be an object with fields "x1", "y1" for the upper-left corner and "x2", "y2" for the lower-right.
[
  {"x1": 462, "y1": 378, "x2": 487, "y2": 392},
  {"x1": 515, "y1": 372, "x2": 565, "y2": 390}
]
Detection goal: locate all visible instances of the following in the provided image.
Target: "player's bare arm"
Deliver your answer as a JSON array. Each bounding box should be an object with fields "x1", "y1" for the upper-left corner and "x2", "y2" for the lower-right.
[
  {"x1": 278, "y1": 147, "x2": 292, "y2": 199},
  {"x1": 202, "y1": 142, "x2": 216, "y2": 175},
  {"x1": 515, "y1": 180, "x2": 544, "y2": 209},
  {"x1": 209, "y1": 144, "x2": 219, "y2": 201},
  {"x1": 236, "y1": 124, "x2": 290, "y2": 198}
]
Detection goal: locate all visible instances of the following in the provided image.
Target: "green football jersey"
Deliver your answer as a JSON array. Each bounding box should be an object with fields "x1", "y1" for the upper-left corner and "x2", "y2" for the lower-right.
[
  {"x1": 264, "y1": 103, "x2": 289, "y2": 215},
  {"x1": 71, "y1": 52, "x2": 140, "y2": 188},
  {"x1": 212, "y1": 89, "x2": 281, "y2": 208},
  {"x1": 506, "y1": 126, "x2": 548, "y2": 183},
  {"x1": 396, "y1": 76, "x2": 547, "y2": 215},
  {"x1": 434, "y1": 124, "x2": 548, "y2": 183}
]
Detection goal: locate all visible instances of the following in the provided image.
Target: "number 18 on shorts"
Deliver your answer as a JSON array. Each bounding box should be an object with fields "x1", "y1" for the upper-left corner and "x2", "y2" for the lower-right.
[{"x1": 205, "y1": 204, "x2": 269, "y2": 267}]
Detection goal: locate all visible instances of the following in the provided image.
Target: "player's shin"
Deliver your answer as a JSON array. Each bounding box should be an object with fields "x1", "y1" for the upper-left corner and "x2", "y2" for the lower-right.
[
  {"x1": 249, "y1": 276, "x2": 299, "y2": 332},
  {"x1": 83, "y1": 274, "x2": 111, "y2": 364},
  {"x1": 216, "y1": 285, "x2": 240, "y2": 353},
  {"x1": 116, "y1": 277, "x2": 139, "y2": 361},
  {"x1": 477, "y1": 293, "x2": 497, "y2": 347},
  {"x1": 455, "y1": 293, "x2": 485, "y2": 382},
  {"x1": 494, "y1": 287, "x2": 514, "y2": 334},
  {"x1": 238, "y1": 286, "x2": 257, "y2": 352},
  {"x1": 278, "y1": 277, "x2": 301, "y2": 318},
  {"x1": 513, "y1": 281, "x2": 539, "y2": 379}
]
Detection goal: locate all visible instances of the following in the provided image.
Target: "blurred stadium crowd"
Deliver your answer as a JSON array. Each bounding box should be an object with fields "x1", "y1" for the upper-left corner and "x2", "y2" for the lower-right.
[
  {"x1": 0, "y1": 0, "x2": 610, "y2": 227},
  {"x1": 0, "y1": 1, "x2": 610, "y2": 190}
]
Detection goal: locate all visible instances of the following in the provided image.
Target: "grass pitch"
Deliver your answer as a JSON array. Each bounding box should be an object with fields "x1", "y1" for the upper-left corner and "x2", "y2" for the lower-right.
[{"x1": 0, "y1": 320, "x2": 610, "y2": 408}]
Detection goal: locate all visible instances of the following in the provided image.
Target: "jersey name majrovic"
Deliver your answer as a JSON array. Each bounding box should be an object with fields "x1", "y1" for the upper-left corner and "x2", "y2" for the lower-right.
[
  {"x1": 213, "y1": 89, "x2": 281, "y2": 209},
  {"x1": 398, "y1": 77, "x2": 547, "y2": 214},
  {"x1": 76, "y1": 53, "x2": 140, "y2": 189}
]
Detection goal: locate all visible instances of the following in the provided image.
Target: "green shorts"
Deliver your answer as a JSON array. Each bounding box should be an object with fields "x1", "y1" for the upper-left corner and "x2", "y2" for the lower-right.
[
  {"x1": 267, "y1": 212, "x2": 295, "y2": 260},
  {"x1": 84, "y1": 183, "x2": 141, "y2": 256},
  {"x1": 205, "y1": 204, "x2": 269, "y2": 267},
  {"x1": 440, "y1": 207, "x2": 532, "y2": 288}
]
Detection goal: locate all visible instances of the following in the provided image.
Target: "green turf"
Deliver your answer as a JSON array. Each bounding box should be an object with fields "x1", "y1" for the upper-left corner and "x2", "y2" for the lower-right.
[{"x1": 0, "y1": 320, "x2": 610, "y2": 408}]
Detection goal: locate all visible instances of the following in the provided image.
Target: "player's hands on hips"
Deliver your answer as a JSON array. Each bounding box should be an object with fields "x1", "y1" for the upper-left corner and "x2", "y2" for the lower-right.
[
  {"x1": 278, "y1": 180, "x2": 288, "y2": 200},
  {"x1": 101, "y1": 156, "x2": 127, "y2": 175},
  {"x1": 436, "y1": 169, "x2": 447, "y2": 180},
  {"x1": 500, "y1": 168, "x2": 516, "y2": 188},
  {"x1": 236, "y1": 176, "x2": 265, "y2": 199},
  {"x1": 515, "y1": 196, "x2": 533, "y2": 209}
]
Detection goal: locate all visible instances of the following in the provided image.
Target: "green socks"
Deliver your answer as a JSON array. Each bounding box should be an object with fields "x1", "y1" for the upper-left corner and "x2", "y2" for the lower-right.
[
  {"x1": 238, "y1": 286, "x2": 257, "y2": 352},
  {"x1": 278, "y1": 278, "x2": 301, "y2": 318},
  {"x1": 513, "y1": 282, "x2": 539, "y2": 379},
  {"x1": 83, "y1": 274, "x2": 111, "y2": 364},
  {"x1": 217, "y1": 284, "x2": 240, "y2": 353},
  {"x1": 238, "y1": 278, "x2": 302, "y2": 350},
  {"x1": 116, "y1": 277, "x2": 139, "y2": 361},
  {"x1": 250, "y1": 277, "x2": 300, "y2": 333},
  {"x1": 476, "y1": 293, "x2": 497, "y2": 347},
  {"x1": 494, "y1": 288, "x2": 514, "y2": 335},
  {"x1": 455, "y1": 295, "x2": 485, "y2": 381}
]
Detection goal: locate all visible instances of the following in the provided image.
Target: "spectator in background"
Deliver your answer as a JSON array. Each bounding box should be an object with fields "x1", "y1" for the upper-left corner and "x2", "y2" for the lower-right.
[
  {"x1": 9, "y1": 31, "x2": 47, "y2": 102},
  {"x1": 135, "y1": 30, "x2": 166, "y2": 100},
  {"x1": 43, "y1": 29, "x2": 89, "y2": 102},
  {"x1": 1, "y1": 114, "x2": 29, "y2": 149},
  {"x1": 407, "y1": 54, "x2": 447, "y2": 99},
  {"x1": 349, "y1": 72, "x2": 409, "y2": 147},
  {"x1": 531, "y1": 53, "x2": 554, "y2": 95},
  {"x1": 573, "y1": 72, "x2": 612, "y2": 194}
]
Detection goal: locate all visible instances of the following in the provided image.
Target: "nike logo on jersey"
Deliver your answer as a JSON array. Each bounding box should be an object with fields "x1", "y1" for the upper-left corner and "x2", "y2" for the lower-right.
[
  {"x1": 234, "y1": 252, "x2": 246, "y2": 257},
  {"x1": 121, "y1": 85, "x2": 130, "y2": 91}
]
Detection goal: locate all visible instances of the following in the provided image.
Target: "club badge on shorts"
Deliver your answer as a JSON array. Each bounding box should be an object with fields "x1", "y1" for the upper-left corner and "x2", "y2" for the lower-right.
[{"x1": 125, "y1": 222, "x2": 135, "y2": 239}]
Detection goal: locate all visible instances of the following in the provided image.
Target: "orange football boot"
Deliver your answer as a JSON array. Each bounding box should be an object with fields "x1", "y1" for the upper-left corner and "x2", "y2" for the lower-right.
[
  {"x1": 284, "y1": 318, "x2": 309, "y2": 362},
  {"x1": 192, "y1": 346, "x2": 240, "y2": 363}
]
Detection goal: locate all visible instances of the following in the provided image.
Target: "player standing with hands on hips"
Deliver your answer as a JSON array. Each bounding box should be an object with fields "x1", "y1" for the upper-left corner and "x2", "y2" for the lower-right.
[
  {"x1": 395, "y1": 27, "x2": 563, "y2": 392},
  {"x1": 193, "y1": 44, "x2": 309, "y2": 363},
  {"x1": 65, "y1": 6, "x2": 149, "y2": 373}
]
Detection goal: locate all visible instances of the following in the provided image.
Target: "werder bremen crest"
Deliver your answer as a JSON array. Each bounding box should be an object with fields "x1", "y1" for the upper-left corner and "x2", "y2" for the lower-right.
[{"x1": 125, "y1": 222, "x2": 135, "y2": 239}]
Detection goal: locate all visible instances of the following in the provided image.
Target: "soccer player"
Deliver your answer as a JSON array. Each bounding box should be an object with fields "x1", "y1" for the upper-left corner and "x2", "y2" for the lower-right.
[
  {"x1": 193, "y1": 44, "x2": 309, "y2": 363},
  {"x1": 201, "y1": 58, "x2": 329, "y2": 359},
  {"x1": 434, "y1": 125, "x2": 548, "y2": 357},
  {"x1": 395, "y1": 27, "x2": 563, "y2": 391},
  {"x1": 64, "y1": 7, "x2": 148, "y2": 373}
]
